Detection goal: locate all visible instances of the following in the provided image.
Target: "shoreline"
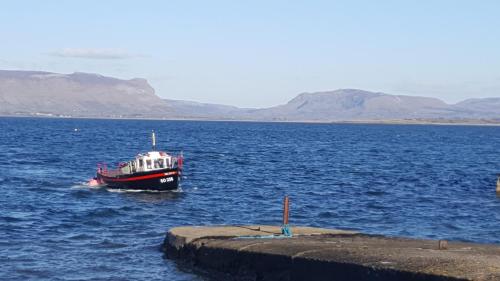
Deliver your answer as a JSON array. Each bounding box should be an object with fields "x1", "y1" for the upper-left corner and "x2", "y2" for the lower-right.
[{"x1": 2, "y1": 113, "x2": 500, "y2": 127}]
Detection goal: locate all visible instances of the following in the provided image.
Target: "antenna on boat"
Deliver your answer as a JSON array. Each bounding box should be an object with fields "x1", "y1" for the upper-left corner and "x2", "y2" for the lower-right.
[{"x1": 152, "y1": 130, "x2": 156, "y2": 151}]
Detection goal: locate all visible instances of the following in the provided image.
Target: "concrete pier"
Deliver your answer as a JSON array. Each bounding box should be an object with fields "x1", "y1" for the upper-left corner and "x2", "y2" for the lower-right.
[{"x1": 163, "y1": 225, "x2": 500, "y2": 281}]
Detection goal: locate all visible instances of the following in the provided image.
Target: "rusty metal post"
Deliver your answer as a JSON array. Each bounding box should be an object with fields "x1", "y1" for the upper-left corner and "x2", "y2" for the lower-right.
[
  {"x1": 281, "y1": 196, "x2": 292, "y2": 237},
  {"x1": 283, "y1": 196, "x2": 289, "y2": 225}
]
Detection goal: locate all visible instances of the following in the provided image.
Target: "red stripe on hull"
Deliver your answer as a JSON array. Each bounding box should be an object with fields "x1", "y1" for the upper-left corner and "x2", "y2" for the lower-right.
[{"x1": 99, "y1": 171, "x2": 178, "y2": 182}]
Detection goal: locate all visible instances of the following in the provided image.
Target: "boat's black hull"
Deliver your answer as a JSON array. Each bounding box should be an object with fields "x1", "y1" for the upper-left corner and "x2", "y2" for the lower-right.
[{"x1": 97, "y1": 168, "x2": 180, "y2": 191}]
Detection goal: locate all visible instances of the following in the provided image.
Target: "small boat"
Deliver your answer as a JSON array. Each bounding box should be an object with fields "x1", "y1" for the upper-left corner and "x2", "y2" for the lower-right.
[{"x1": 89, "y1": 131, "x2": 183, "y2": 191}]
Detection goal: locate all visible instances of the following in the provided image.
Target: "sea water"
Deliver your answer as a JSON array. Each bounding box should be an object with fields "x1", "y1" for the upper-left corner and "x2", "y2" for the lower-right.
[{"x1": 1, "y1": 117, "x2": 499, "y2": 280}]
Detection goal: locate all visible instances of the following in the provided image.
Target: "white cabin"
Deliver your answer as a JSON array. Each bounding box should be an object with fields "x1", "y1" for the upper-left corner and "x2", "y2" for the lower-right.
[{"x1": 119, "y1": 151, "x2": 176, "y2": 174}]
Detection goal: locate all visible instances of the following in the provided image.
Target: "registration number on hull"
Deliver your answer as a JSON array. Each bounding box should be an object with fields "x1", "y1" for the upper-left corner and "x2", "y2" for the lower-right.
[{"x1": 160, "y1": 177, "x2": 174, "y2": 183}]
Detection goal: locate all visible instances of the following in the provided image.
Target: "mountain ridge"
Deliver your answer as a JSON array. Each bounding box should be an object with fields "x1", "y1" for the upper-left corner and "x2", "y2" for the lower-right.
[
  {"x1": 0, "y1": 70, "x2": 170, "y2": 118},
  {"x1": 164, "y1": 89, "x2": 500, "y2": 121},
  {"x1": 1, "y1": 70, "x2": 499, "y2": 121}
]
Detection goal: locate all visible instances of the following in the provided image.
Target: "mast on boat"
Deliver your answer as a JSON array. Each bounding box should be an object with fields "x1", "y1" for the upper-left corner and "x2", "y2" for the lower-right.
[{"x1": 152, "y1": 130, "x2": 156, "y2": 151}]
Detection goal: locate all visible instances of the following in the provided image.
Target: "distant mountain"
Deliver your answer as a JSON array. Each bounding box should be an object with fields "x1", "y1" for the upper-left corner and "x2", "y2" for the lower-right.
[
  {"x1": 248, "y1": 89, "x2": 455, "y2": 121},
  {"x1": 161, "y1": 90, "x2": 451, "y2": 121},
  {"x1": 164, "y1": 89, "x2": 500, "y2": 122},
  {"x1": 162, "y1": 99, "x2": 250, "y2": 119},
  {"x1": 0, "y1": 70, "x2": 170, "y2": 118},
  {"x1": 246, "y1": 89, "x2": 500, "y2": 121},
  {"x1": 1, "y1": 70, "x2": 499, "y2": 122},
  {"x1": 453, "y1": 98, "x2": 500, "y2": 118}
]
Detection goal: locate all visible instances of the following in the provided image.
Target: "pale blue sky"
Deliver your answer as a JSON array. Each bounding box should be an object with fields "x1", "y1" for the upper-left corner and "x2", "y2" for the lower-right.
[{"x1": 1, "y1": 0, "x2": 499, "y2": 107}]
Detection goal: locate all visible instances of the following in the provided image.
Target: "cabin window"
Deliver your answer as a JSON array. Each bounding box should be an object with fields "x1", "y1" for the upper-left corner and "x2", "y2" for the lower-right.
[
  {"x1": 139, "y1": 159, "x2": 144, "y2": 168},
  {"x1": 146, "y1": 159, "x2": 152, "y2": 169},
  {"x1": 156, "y1": 159, "x2": 164, "y2": 168}
]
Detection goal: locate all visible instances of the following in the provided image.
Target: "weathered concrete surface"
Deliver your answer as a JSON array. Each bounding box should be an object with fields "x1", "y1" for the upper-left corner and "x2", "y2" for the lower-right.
[
  {"x1": 166, "y1": 225, "x2": 355, "y2": 249},
  {"x1": 163, "y1": 225, "x2": 500, "y2": 281}
]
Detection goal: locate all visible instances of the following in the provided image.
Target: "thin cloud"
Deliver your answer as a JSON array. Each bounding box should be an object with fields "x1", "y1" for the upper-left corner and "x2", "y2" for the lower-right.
[{"x1": 49, "y1": 48, "x2": 142, "y2": 59}]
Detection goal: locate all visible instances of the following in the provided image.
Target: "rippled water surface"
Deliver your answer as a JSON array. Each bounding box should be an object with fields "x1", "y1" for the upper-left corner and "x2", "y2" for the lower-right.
[{"x1": 1, "y1": 117, "x2": 500, "y2": 280}]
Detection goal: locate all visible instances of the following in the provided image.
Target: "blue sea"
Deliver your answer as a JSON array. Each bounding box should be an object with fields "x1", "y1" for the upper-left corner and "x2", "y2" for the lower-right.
[{"x1": 1, "y1": 117, "x2": 499, "y2": 280}]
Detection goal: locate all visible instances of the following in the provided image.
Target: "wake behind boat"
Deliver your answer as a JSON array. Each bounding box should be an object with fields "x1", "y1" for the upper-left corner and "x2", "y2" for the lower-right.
[{"x1": 88, "y1": 131, "x2": 183, "y2": 191}]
